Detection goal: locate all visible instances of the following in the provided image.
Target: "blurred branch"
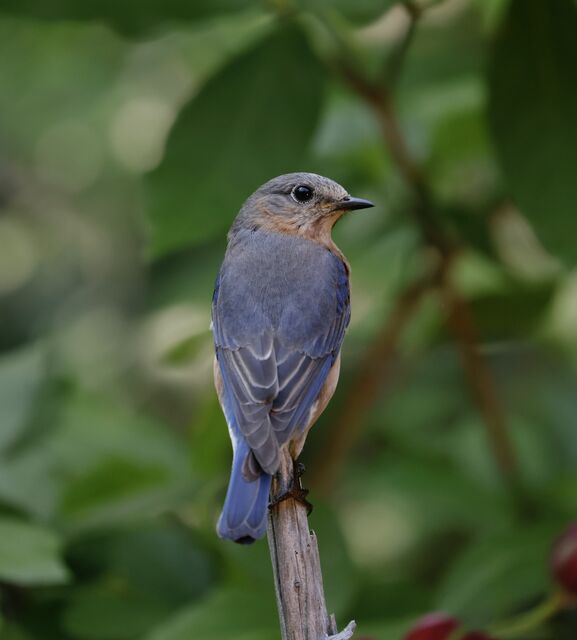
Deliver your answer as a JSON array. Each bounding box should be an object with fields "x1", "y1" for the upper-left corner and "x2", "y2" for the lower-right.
[
  {"x1": 440, "y1": 280, "x2": 519, "y2": 489},
  {"x1": 318, "y1": 8, "x2": 521, "y2": 495},
  {"x1": 267, "y1": 449, "x2": 356, "y2": 639},
  {"x1": 336, "y1": 59, "x2": 450, "y2": 255},
  {"x1": 381, "y1": 1, "x2": 421, "y2": 87},
  {"x1": 311, "y1": 275, "x2": 431, "y2": 494}
]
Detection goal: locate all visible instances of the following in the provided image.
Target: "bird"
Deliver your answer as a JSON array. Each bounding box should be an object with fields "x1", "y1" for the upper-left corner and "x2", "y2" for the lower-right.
[{"x1": 211, "y1": 172, "x2": 374, "y2": 543}]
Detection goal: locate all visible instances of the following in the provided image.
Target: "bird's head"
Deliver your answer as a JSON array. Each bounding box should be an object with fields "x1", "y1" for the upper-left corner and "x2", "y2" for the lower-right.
[{"x1": 234, "y1": 172, "x2": 374, "y2": 239}]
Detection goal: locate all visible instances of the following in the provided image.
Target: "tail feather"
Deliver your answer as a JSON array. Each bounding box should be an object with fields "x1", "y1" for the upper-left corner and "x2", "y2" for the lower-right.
[{"x1": 217, "y1": 439, "x2": 272, "y2": 543}]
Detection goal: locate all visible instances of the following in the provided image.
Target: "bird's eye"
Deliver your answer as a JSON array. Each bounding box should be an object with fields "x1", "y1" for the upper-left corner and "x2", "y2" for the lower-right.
[{"x1": 291, "y1": 185, "x2": 314, "y2": 203}]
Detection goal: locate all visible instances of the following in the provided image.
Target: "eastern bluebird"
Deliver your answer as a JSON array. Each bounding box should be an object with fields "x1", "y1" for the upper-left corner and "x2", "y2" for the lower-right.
[{"x1": 212, "y1": 172, "x2": 373, "y2": 543}]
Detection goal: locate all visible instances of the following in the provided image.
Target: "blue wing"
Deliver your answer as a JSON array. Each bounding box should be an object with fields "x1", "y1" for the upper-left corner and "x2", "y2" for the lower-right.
[{"x1": 212, "y1": 243, "x2": 350, "y2": 479}]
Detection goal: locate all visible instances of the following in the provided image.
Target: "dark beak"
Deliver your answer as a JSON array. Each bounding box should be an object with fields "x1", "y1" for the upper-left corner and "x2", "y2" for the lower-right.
[{"x1": 337, "y1": 196, "x2": 374, "y2": 211}]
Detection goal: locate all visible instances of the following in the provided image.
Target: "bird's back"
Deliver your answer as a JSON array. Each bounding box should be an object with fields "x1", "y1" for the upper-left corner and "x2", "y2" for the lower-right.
[{"x1": 214, "y1": 228, "x2": 349, "y2": 351}]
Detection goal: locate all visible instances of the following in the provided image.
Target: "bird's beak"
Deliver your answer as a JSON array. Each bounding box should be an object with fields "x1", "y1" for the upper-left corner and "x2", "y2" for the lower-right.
[{"x1": 337, "y1": 196, "x2": 374, "y2": 211}]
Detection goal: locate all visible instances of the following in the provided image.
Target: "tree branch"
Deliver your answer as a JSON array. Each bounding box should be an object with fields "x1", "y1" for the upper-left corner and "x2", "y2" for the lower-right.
[
  {"x1": 440, "y1": 279, "x2": 519, "y2": 488},
  {"x1": 328, "y1": 12, "x2": 520, "y2": 494},
  {"x1": 381, "y1": 1, "x2": 421, "y2": 88},
  {"x1": 267, "y1": 449, "x2": 356, "y2": 640}
]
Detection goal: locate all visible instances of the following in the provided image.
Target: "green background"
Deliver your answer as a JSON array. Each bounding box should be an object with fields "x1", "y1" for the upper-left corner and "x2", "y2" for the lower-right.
[{"x1": 1, "y1": 0, "x2": 577, "y2": 638}]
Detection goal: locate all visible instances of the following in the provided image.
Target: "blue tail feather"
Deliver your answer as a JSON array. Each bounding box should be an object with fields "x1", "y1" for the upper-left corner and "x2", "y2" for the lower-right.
[{"x1": 217, "y1": 439, "x2": 271, "y2": 543}]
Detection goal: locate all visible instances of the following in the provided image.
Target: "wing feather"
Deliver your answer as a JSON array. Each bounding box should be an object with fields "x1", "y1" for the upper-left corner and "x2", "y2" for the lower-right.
[{"x1": 213, "y1": 244, "x2": 350, "y2": 477}]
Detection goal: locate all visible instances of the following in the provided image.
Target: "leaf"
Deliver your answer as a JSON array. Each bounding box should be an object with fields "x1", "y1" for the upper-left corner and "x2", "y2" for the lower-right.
[
  {"x1": 0, "y1": 449, "x2": 60, "y2": 519},
  {"x1": 0, "y1": 346, "x2": 45, "y2": 454},
  {"x1": 145, "y1": 587, "x2": 278, "y2": 640},
  {"x1": 62, "y1": 587, "x2": 173, "y2": 640},
  {"x1": 357, "y1": 617, "x2": 415, "y2": 640},
  {"x1": 488, "y1": 0, "x2": 577, "y2": 263},
  {"x1": 428, "y1": 106, "x2": 498, "y2": 215},
  {"x1": 435, "y1": 524, "x2": 561, "y2": 624},
  {"x1": 300, "y1": 0, "x2": 400, "y2": 24},
  {"x1": 0, "y1": 0, "x2": 255, "y2": 36},
  {"x1": 467, "y1": 284, "x2": 554, "y2": 340},
  {"x1": 0, "y1": 19, "x2": 124, "y2": 152},
  {"x1": 0, "y1": 624, "x2": 34, "y2": 640},
  {"x1": 53, "y1": 393, "x2": 191, "y2": 477},
  {"x1": 49, "y1": 393, "x2": 194, "y2": 528},
  {"x1": 59, "y1": 457, "x2": 172, "y2": 526},
  {"x1": 0, "y1": 517, "x2": 69, "y2": 586},
  {"x1": 145, "y1": 24, "x2": 325, "y2": 256},
  {"x1": 108, "y1": 524, "x2": 217, "y2": 605}
]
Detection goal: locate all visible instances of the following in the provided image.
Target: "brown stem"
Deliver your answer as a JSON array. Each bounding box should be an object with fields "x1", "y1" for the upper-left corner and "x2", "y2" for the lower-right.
[
  {"x1": 331, "y1": 29, "x2": 520, "y2": 493},
  {"x1": 267, "y1": 449, "x2": 356, "y2": 639},
  {"x1": 441, "y1": 279, "x2": 519, "y2": 486},
  {"x1": 382, "y1": 1, "x2": 421, "y2": 88},
  {"x1": 337, "y1": 61, "x2": 450, "y2": 256}
]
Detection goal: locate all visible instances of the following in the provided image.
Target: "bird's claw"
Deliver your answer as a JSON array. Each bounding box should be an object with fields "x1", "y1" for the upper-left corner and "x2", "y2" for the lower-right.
[
  {"x1": 269, "y1": 461, "x2": 313, "y2": 514},
  {"x1": 269, "y1": 484, "x2": 313, "y2": 515}
]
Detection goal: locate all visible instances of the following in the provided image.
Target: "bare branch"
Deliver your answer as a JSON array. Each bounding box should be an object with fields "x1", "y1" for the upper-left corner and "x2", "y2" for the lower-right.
[{"x1": 267, "y1": 449, "x2": 356, "y2": 640}]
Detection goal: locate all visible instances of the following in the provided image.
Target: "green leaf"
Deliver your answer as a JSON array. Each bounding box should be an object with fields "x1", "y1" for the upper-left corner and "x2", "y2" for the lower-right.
[
  {"x1": 0, "y1": 517, "x2": 69, "y2": 586},
  {"x1": 59, "y1": 457, "x2": 172, "y2": 524},
  {"x1": 62, "y1": 587, "x2": 173, "y2": 640},
  {"x1": 0, "y1": 624, "x2": 34, "y2": 640},
  {"x1": 53, "y1": 393, "x2": 191, "y2": 477},
  {"x1": 145, "y1": 587, "x2": 278, "y2": 640},
  {"x1": 300, "y1": 0, "x2": 400, "y2": 25},
  {"x1": 357, "y1": 617, "x2": 414, "y2": 640},
  {"x1": 0, "y1": 449, "x2": 59, "y2": 519},
  {"x1": 49, "y1": 393, "x2": 194, "y2": 528},
  {"x1": 0, "y1": 346, "x2": 45, "y2": 454},
  {"x1": 0, "y1": 0, "x2": 255, "y2": 36},
  {"x1": 108, "y1": 524, "x2": 217, "y2": 605},
  {"x1": 467, "y1": 284, "x2": 554, "y2": 340},
  {"x1": 145, "y1": 24, "x2": 325, "y2": 256},
  {"x1": 436, "y1": 524, "x2": 561, "y2": 624},
  {"x1": 488, "y1": 0, "x2": 577, "y2": 263}
]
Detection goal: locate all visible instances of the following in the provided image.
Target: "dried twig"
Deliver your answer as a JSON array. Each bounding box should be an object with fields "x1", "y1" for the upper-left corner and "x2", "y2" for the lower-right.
[{"x1": 267, "y1": 449, "x2": 356, "y2": 640}]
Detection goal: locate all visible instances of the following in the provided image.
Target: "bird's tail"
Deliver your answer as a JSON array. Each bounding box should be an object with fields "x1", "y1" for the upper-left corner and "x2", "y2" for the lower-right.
[{"x1": 217, "y1": 439, "x2": 272, "y2": 544}]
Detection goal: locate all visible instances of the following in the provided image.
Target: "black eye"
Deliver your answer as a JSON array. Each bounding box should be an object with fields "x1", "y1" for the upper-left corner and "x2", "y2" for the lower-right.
[{"x1": 291, "y1": 185, "x2": 314, "y2": 203}]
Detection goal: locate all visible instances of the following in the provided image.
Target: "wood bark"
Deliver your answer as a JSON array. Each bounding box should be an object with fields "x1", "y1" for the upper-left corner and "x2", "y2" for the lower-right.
[{"x1": 266, "y1": 449, "x2": 356, "y2": 640}]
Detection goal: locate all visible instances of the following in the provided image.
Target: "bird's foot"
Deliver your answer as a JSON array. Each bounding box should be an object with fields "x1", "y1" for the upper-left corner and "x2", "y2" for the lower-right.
[
  {"x1": 269, "y1": 484, "x2": 313, "y2": 515},
  {"x1": 269, "y1": 460, "x2": 313, "y2": 515},
  {"x1": 294, "y1": 460, "x2": 306, "y2": 479}
]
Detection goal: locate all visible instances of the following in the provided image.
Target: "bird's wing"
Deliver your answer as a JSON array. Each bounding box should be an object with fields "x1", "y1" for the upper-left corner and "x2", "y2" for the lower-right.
[{"x1": 212, "y1": 254, "x2": 350, "y2": 478}]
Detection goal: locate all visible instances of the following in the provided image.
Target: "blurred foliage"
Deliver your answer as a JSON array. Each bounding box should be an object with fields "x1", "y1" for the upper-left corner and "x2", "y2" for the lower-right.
[{"x1": 0, "y1": 0, "x2": 577, "y2": 638}]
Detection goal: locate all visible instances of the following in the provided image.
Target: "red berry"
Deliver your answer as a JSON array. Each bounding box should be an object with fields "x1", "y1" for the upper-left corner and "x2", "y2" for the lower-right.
[
  {"x1": 551, "y1": 522, "x2": 577, "y2": 594},
  {"x1": 405, "y1": 612, "x2": 460, "y2": 640}
]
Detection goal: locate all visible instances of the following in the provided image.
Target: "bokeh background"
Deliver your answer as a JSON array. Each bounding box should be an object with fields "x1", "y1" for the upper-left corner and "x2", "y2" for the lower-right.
[{"x1": 1, "y1": 0, "x2": 577, "y2": 638}]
